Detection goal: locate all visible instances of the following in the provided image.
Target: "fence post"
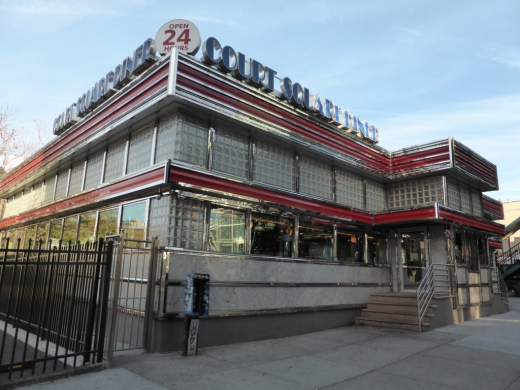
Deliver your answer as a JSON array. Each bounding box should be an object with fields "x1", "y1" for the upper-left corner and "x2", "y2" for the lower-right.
[
  {"x1": 143, "y1": 237, "x2": 157, "y2": 353},
  {"x1": 106, "y1": 238, "x2": 124, "y2": 368},
  {"x1": 96, "y1": 240, "x2": 113, "y2": 363}
]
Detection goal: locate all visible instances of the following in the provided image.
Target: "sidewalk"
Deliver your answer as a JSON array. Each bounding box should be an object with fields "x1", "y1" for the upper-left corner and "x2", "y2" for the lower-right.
[{"x1": 14, "y1": 298, "x2": 520, "y2": 389}]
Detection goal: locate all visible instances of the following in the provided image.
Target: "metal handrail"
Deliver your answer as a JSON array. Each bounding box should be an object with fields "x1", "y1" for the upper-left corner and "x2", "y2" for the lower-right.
[
  {"x1": 416, "y1": 263, "x2": 456, "y2": 333},
  {"x1": 491, "y1": 267, "x2": 509, "y2": 307}
]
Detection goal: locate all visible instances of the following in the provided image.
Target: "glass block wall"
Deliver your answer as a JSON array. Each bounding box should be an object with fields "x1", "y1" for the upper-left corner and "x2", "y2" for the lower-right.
[
  {"x1": 446, "y1": 179, "x2": 484, "y2": 217},
  {"x1": 389, "y1": 176, "x2": 443, "y2": 209},
  {"x1": 155, "y1": 112, "x2": 208, "y2": 166},
  {"x1": 30, "y1": 182, "x2": 42, "y2": 209},
  {"x1": 336, "y1": 169, "x2": 364, "y2": 209},
  {"x1": 254, "y1": 140, "x2": 294, "y2": 190},
  {"x1": 20, "y1": 188, "x2": 31, "y2": 213},
  {"x1": 127, "y1": 124, "x2": 154, "y2": 174},
  {"x1": 213, "y1": 127, "x2": 249, "y2": 179},
  {"x1": 460, "y1": 186, "x2": 472, "y2": 214},
  {"x1": 148, "y1": 195, "x2": 205, "y2": 249},
  {"x1": 366, "y1": 179, "x2": 386, "y2": 211},
  {"x1": 41, "y1": 176, "x2": 56, "y2": 205},
  {"x1": 103, "y1": 139, "x2": 126, "y2": 183},
  {"x1": 54, "y1": 169, "x2": 69, "y2": 201},
  {"x1": 447, "y1": 179, "x2": 461, "y2": 210},
  {"x1": 84, "y1": 150, "x2": 105, "y2": 190},
  {"x1": 300, "y1": 156, "x2": 333, "y2": 200},
  {"x1": 68, "y1": 161, "x2": 85, "y2": 195},
  {"x1": 471, "y1": 189, "x2": 483, "y2": 217}
]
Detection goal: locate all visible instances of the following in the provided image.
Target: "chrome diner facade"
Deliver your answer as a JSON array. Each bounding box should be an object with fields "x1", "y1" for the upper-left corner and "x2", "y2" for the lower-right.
[{"x1": 0, "y1": 33, "x2": 507, "y2": 350}]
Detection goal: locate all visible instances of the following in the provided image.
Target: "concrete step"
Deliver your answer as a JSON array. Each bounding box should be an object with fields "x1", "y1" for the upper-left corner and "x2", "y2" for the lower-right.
[
  {"x1": 359, "y1": 309, "x2": 432, "y2": 324},
  {"x1": 355, "y1": 317, "x2": 429, "y2": 332},
  {"x1": 366, "y1": 302, "x2": 435, "y2": 315},
  {"x1": 370, "y1": 293, "x2": 437, "y2": 306}
]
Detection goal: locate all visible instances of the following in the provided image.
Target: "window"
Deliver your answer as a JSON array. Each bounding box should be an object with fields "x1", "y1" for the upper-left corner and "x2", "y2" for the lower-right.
[
  {"x1": 368, "y1": 234, "x2": 388, "y2": 264},
  {"x1": 460, "y1": 186, "x2": 472, "y2": 214},
  {"x1": 62, "y1": 216, "x2": 78, "y2": 244},
  {"x1": 49, "y1": 219, "x2": 63, "y2": 248},
  {"x1": 122, "y1": 202, "x2": 147, "y2": 242},
  {"x1": 251, "y1": 213, "x2": 293, "y2": 257},
  {"x1": 23, "y1": 225, "x2": 36, "y2": 249},
  {"x1": 298, "y1": 219, "x2": 333, "y2": 260},
  {"x1": 78, "y1": 212, "x2": 97, "y2": 244},
  {"x1": 36, "y1": 222, "x2": 49, "y2": 247},
  {"x1": 337, "y1": 230, "x2": 365, "y2": 263},
  {"x1": 98, "y1": 208, "x2": 119, "y2": 239},
  {"x1": 209, "y1": 207, "x2": 245, "y2": 253},
  {"x1": 447, "y1": 179, "x2": 461, "y2": 210}
]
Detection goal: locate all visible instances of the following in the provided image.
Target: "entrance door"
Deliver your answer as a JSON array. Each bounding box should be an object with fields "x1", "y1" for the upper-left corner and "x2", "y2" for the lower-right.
[{"x1": 399, "y1": 229, "x2": 429, "y2": 291}]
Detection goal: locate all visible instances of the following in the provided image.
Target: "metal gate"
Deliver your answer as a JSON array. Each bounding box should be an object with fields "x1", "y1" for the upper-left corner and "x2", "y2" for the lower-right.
[
  {"x1": 0, "y1": 238, "x2": 113, "y2": 381},
  {"x1": 105, "y1": 235, "x2": 157, "y2": 365}
]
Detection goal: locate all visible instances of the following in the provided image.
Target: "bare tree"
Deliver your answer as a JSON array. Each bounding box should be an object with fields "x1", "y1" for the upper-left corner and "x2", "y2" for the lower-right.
[{"x1": 0, "y1": 107, "x2": 51, "y2": 180}]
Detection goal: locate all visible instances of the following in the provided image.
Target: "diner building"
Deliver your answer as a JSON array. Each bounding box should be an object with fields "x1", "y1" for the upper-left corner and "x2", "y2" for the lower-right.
[{"x1": 0, "y1": 32, "x2": 508, "y2": 351}]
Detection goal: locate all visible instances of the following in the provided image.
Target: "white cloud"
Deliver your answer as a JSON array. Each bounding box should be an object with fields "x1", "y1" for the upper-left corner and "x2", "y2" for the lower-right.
[{"x1": 480, "y1": 46, "x2": 520, "y2": 69}]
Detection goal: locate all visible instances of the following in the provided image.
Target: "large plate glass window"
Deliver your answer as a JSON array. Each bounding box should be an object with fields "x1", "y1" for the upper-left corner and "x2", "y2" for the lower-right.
[
  {"x1": 23, "y1": 225, "x2": 36, "y2": 249},
  {"x1": 209, "y1": 207, "x2": 245, "y2": 254},
  {"x1": 250, "y1": 213, "x2": 294, "y2": 257},
  {"x1": 298, "y1": 219, "x2": 333, "y2": 260},
  {"x1": 78, "y1": 212, "x2": 97, "y2": 244},
  {"x1": 337, "y1": 230, "x2": 365, "y2": 263},
  {"x1": 122, "y1": 202, "x2": 147, "y2": 242},
  {"x1": 368, "y1": 233, "x2": 388, "y2": 264},
  {"x1": 49, "y1": 219, "x2": 63, "y2": 248},
  {"x1": 98, "y1": 208, "x2": 119, "y2": 239},
  {"x1": 62, "y1": 216, "x2": 78, "y2": 245},
  {"x1": 36, "y1": 222, "x2": 49, "y2": 246}
]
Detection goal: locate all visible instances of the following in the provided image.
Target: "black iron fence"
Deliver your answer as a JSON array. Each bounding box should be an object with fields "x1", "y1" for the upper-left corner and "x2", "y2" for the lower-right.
[{"x1": 0, "y1": 238, "x2": 113, "y2": 381}]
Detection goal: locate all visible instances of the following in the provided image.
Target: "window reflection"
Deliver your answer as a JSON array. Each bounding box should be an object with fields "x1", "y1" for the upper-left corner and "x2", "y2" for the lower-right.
[
  {"x1": 78, "y1": 212, "x2": 97, "y2": 244},
  {"x1": 298, "y1": 220, "x2": 333, "y2": 260},
  {"x1": 98, "y1": 208, "x2": 119, "y2": 239},
  {"x1": 62, "y1": 216, "x2": 78, "y2": 245},
  {"x1": 36, "y1": 223, "x2": 49, "y2": 247},
  {"x1": 337, "y1": 231, "x2": 364, "y2": 263},
  {"x1": 122, "y1": 202, "x2": 147, "y2": 243},
  {"x1": 23, "y1": 225, "x2": 36, "y2": 249},
  {"x1": 209, "y1": 207, "x2": 245, "y2": 253},
  {"x1": 251, "y1": 213, "x2": 293, "y2": 257},
  {"x1": 49, "y1": 219, "x2": 63, "y2": 248}
]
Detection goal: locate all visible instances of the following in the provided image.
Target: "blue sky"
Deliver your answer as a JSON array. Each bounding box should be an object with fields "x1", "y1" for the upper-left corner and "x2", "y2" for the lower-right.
[{"x1": 0, "y1": 0, "x2": 518, "y2": 200}]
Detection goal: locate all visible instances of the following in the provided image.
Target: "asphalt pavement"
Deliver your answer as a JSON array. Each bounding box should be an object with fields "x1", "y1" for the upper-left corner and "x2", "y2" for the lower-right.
[{"x1": 11, "y1": 298, "x2": 520, "y2": 389}]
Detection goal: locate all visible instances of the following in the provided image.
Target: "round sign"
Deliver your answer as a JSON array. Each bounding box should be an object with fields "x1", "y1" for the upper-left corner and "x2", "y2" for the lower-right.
[{"x1": 155, "y1": 19, "x2": 201, "y2": 56}]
